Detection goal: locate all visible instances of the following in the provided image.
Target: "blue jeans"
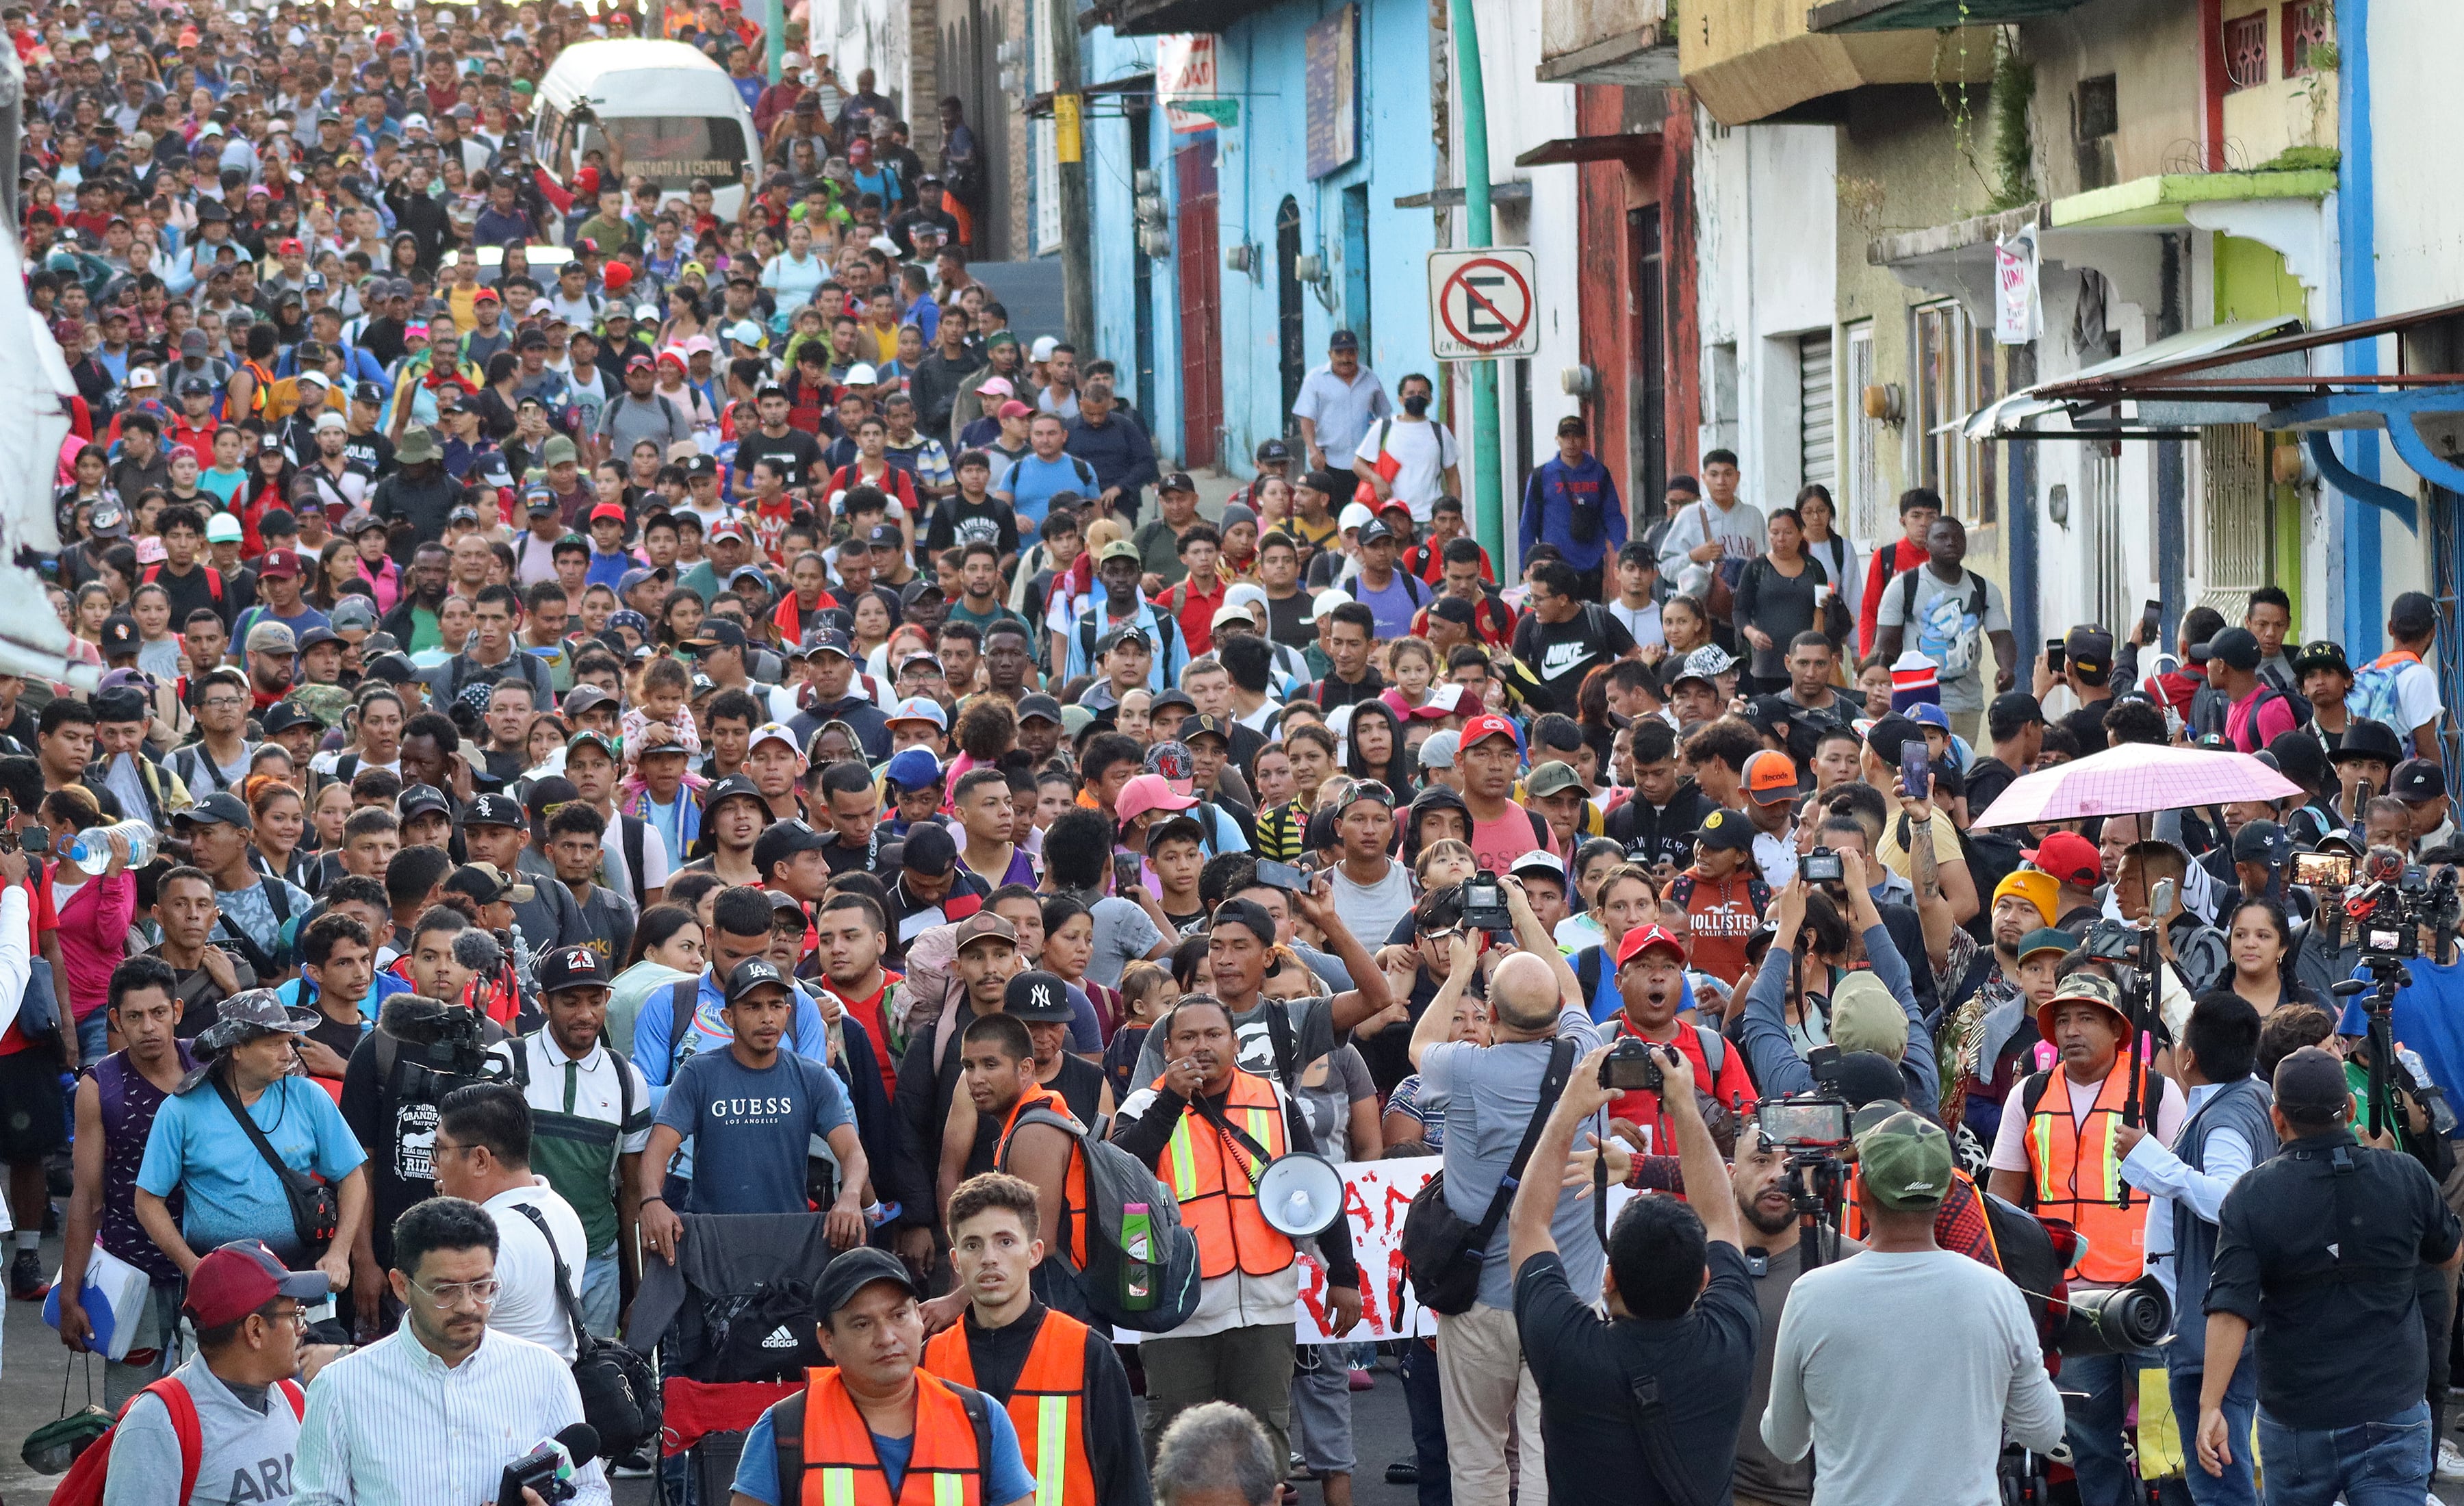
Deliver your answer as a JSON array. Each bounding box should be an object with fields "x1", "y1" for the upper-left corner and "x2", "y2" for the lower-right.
[
  {"x1": 75, "y1": 1009, "x2": 107, "y2": 1069},
  {"x1": 1398, "y1": 1336, "x2": 1450, "y2": 1506},
  {"x1": 2166, "y1": 1348, "x2": 2257, "y2": 1506},
  {"x1": 2061, "y1": 1348, "x2": 2177, "y2": 1506},
  {"x1": 580, "y1": 1245, "x2": 621, "y2": 1340},
  {"x1": 2254, "y1": 1400, "x2": 2433, "y2": 1506}
]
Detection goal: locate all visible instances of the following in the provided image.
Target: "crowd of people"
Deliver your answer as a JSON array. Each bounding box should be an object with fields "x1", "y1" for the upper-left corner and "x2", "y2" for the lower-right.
[{"x1": 12, "y1": 3, "x2": 2464, "y2": 1505}]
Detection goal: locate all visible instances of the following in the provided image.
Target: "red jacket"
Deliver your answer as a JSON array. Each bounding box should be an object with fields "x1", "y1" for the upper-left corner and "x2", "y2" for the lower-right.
[{"x1": 1859, "y1": 537, "x2": 1930, "y2": 659}]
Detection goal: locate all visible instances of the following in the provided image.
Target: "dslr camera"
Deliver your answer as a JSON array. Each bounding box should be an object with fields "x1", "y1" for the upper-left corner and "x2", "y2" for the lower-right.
[
  {"x1": 1800, "y1": 846, "x2": 1844, "y2": 885},
  {"x1": 1599, "y1": 1036, "x2": 1669, "y2": 1092},
  {"x1": 1455, "y1": 871, "x2": 1514, "y2": 934}
]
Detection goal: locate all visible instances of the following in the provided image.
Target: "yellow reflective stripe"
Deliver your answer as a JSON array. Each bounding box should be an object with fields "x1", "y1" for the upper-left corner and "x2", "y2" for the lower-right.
[
  {"x1": 1035, "y1": 1397, "x2": 1068, "y2": 1506},
  {"x1": 1244, "y1": 1109, "x2": 1276, "y2": 1181},
  {"x1": 934, "y1": 1471, "x2": 964, "y2": 1506},
  {"x1": 2088, "y1": 1110, "x2": 2124, "y2": 1201},
  {"x1": 821, "y1": 1468, "x2": 856, "y2": 1506},
  {"x1": 2027, "y1": 1109, "x2": 2055, "y2": 1200},
  {"x1": 1167, "y1": 1117, "x2": 1197, "y2": 1201}
]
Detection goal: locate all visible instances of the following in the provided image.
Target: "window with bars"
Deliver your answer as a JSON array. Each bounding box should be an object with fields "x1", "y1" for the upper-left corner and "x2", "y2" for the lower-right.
[
  {"x1": 2224, "y1": 11, "x2": 2268, "y2": 92},
  {"x1": 2285, "y1": 1, "x2": 2332, "y2": 75},
  {"x1": 1913, "y1": 303, "x2": 1999, "y2": 526}
]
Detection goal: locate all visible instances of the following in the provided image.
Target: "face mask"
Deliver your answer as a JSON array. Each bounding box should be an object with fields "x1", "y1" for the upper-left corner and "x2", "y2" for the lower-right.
[{"x1": 1402, "y1": 394, "x2": 1430, "y2": 417}]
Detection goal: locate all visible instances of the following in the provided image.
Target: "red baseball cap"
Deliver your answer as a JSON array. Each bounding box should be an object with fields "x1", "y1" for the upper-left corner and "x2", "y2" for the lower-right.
[
  {"x1": 277, "y1": 237, "x2": 303, "y2": 256},
  {"x1": 589, "y1": 502, "x2": 628, "y2": 524},
  {"x1": 258, "y1": 548, "x2": 303, "y2": 579},
  {"x1": 183, "y1": 1239, "x2": 329, "y2": 1327},
  {"x1": 1459, "y1": 713, "x2": 1519, "y2": 752},
  {"x1": 2023, "y1": 830, "x2": 2103, "y2": 889},
  {"x1": 1615, "y1": 924, "x2": 1685, "y2": 969}
]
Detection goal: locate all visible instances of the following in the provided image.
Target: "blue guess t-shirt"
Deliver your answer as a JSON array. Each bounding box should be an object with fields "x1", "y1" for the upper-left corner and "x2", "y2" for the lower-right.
[{"x1": 652, "y1": 1047, "x2": 854, "y2": 1215}]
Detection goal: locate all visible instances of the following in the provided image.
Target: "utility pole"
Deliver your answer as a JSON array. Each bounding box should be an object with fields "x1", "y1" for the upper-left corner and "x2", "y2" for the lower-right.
[
  {"x1": 1448, "y1": 0, "x2": 1503, "y2": 560},
  {"x1": 1047, "y1": 0, "x2": 1095, "y2": 353}
]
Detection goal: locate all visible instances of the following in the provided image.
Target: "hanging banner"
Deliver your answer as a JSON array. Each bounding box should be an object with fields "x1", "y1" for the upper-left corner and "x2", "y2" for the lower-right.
[
  {"x1": 1053, "y1": 92, "x2": 1083, "y2": 164},
  {"x1": 1995, "y1": 225, "x2": 2040, "y2": 346},
  {"x1": 1156, "y1": 34, "x2": 1223, "y2": 135},
  {"x1": 1117, "y1": 1156, "x2": 1634, "y2": 1344}
]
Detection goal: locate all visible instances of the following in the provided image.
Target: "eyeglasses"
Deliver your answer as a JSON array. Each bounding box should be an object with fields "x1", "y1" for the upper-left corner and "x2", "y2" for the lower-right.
[
  {"x1": 409, "y1": 1275, "x2": 500, "y2": 1309},
  {"x1": 201, "y1": 697, "x2": 247, "y2": 711}
]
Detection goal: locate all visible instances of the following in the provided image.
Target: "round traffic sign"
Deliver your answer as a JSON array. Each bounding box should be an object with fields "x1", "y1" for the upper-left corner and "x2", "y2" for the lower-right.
[{"x1": 1437, "y1": 256, "x2": 1535, "y2": 357}]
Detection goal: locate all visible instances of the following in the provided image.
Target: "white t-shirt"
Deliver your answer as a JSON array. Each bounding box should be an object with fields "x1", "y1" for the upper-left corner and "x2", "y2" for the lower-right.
[
  {"x1": 602, "y1": 814, "x2": 672, "y2": 904},
  {"x1": 1608, "y1": 598, "x2": 1665, "y2": 652},
  {"x1": 1988, "y1": 1066, "x2": 2186, "y2": 1182},
  {"x1": 482, "y1": 1180, "x2": 591, "y2": 1362},
  {"x1": 1355, "y1": 418, "x2": 1460, "y2": 521}
]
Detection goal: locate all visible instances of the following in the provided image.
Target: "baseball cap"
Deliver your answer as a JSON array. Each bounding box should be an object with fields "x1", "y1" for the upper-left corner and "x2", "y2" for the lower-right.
[
  {"x1": 1003, "y1": 971, "x2": 1075, "y2": 1022},
  {"x1": 2273, "y1": 1045, "x2": 2354, "y2": 1121},
  {"x1": 2016, "y1": 927, "x2": 2073, "y2": 963},
  {"x1": 446, "y1": 862, "x2": 536, "y2": 907},
  {"x1": 258, "y1": 547, "x2": 304, "y2": 580},
  {"x1": 539, "y1": 946, "x2": 611, "y2": 995},
  {"x1": 2022, "y1": 830, "x2": 2102, "y2": 889},
  {"x1": 2200, "y1": 626, "x2": 2264, "y2": 672},
  {"x1": 1615, "y1": 923, "x2": 1685, "y2": 968},
  {"x1": 901, "y1": 822, "x2": 959, "y2": 878},
  {"x1": 723, "y1": 956, "x2": 793, "y2": 1007},
  {"x1": 2063, "y1": 627, "x2": 2116, "y2": 678},
  {"x1": 751, "y1": 818, "x2": 831, "y2": 877},
  {"x1": 1305, "y1": 588, "x2": 1352, "y2": 624},
  {"x1": 204, "y1": 513, "x2": 243, "y2": 545},
  {"x1": 463, "y1": 793, "x2": 526, "y2": 830},
  {"x1": 2292, "y1": 640, "x2": 2350, "y2": 678},
  {"x1": 396, "y1": 784, "x2": 452, "y2": 822},
  {"x1": 1417, "y1": 729, "x2": 1461, "y2": 769},
  {"x1": 884, "y1": 748, "x2": 945, "y2": 794},
  {"x1": 2394, "y1": 757, "x2": 2448, "y2": 804},
  {"x1": 182, "y1": 1240, "x2": 330, "y2": 1328},
  {"x1": 1526, "y1": 761, "x2": 1584, "y2": 799},
  {"x1": 2232, "y1": 819, "x2": 2293, "y2": 868},
  {"x1": 1459, "y1": 713, "x2": 1518, "y2": 752},
  {"x1": 1741, "y1": 749, "x2": 1800, "y2": 806},
  {"x1": 1016, "y1": 694, "x2": 1063, "y2": 725},
  {"x1": 952, "y1": 909, "x2": 1018, "y2": 953},
  {"x1": 1509, "y1": 850, "x2": 1567, "y2": 884},
  {"x1": 887, "y1": 696, "x2": 948, "y2": 731},
  {"x1": 1695, "y1": 808, "x2": 1756, "y2": 853},
  {"x1": 175, "y1": 791, "x2": 255, "y2": 834},
  {"x1": 1116, "y1": 773, "x2": 1198, "y2": 826},
  {"x1": 1852, "y1": 1110, "x2": 1953, "y2": 1211},
  {"x1": 814, "y1": 1245, "x2": 921, "y2": 1318}
]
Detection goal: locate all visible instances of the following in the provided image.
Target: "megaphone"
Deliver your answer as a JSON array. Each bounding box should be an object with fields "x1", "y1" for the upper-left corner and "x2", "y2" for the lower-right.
[{"x1": 1255, "y1": 1152, "x2": 1346, "y2": 1238}]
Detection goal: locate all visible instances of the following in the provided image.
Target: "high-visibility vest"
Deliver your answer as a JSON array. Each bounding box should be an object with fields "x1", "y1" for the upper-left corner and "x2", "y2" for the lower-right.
[
  {"x1": 784, "y1": 1367, "x2": 987, "y2": 1506},
  {"x1": 923, "y1": 1307, "x2": 1096, "y2": 1506},
  {"x1": 1151, "y1": 1067, "x2": 1295, "y2": 1281},
  {"x1": 996, "y1": 1085, "x2": 1088, "y2": 1268},
  {"x1": 2023, "y1": 1066, "x2": 2148, "y2": 1284}
]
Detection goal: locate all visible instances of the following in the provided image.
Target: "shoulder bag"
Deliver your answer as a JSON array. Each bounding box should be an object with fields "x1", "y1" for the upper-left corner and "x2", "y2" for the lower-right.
[
  {"x1": 509, "y1": 1202, "x2": 660, "y2": 1461},
  {"x1": 1398, "y1": 1035, "x2": 1576, "y2": 1315},
  {"x1": 211, "y1": 1072, "x2": 339, "y2": 1258}
]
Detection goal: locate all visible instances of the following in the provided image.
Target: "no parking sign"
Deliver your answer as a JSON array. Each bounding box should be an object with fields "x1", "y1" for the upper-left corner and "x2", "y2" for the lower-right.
[{"x1": 1427, "y1": 247, "x2": 1539, "y2": 361}]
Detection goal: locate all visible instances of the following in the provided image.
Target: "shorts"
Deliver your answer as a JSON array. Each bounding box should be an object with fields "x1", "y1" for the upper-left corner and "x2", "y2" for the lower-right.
[{"x1": 0, "y1": 1043, "x2": 68, "y2": 1163}]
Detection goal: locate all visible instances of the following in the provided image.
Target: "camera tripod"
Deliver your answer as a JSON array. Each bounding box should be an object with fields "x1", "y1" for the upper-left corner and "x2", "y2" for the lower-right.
[
  {"x1": 1782, "y1": 1152, "x2": 1846, "y2": 1269},
  {"x1": 2333, "y1": 953, "x2": 2411, "y2": 1140}
]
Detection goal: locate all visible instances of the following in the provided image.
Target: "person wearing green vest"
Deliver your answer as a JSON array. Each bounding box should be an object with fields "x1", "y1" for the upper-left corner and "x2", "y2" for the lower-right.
[{"x1": 487, "y1": 945, "x2": 652, "y2": 1337}]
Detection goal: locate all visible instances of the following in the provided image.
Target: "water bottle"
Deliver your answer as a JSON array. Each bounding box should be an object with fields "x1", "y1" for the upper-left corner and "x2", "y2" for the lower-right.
[
  {"x1": 1120, "y1": 1203, "x2": 1155, "y2": 1312},
  {"x1": 66, "y1": 820, "x2": 155, "y2": 876}
]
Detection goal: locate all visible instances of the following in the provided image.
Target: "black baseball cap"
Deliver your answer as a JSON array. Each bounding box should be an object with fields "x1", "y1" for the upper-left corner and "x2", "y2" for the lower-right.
[
  {"x1": 751, "y1": 818, "x2": 830, "y2": 875},
  {"x1": 175, "y1": 791, "x2": 255, "y2": 832},
  {"x1": 814, "y1": 1245, "x2": 921, "y2": 1317},
  {"x1": 2200, "y1": 626, "x2": 2264, "y2": 672},
  {"x1": 537, "y1": 945, "x2": 612, "y2": 994},
  {"x1": 1016, "y1": 693, "x2": 1063, "y2": 725},
  {"x1": 684, "y1": 619, "x2": 748, "y2": 656},
  {"x1": 2292, "y1": 639, "x2": 2351, "y2": 678},
  {"x1": 1003, "y1": 970, "x2": 1075, "y2": 1022},
  {"x1": 1695, "y1": 808, "x2": 1756, "y2": 853},
  {"x1": 1159, "y1": 471, "x2": 1196, "y2": 495},
  {"x1": 464, "y1": 792, "x2": 525, "y2": 828},
  {"x1": 2273, "y1": 1046, "x2": 2352, "y2": 1120},
  {"x1": 397, "y1": 784, "x2": 451, "y2": 821},
  {"x1": 723, "y1": 956, "x2": 793, "y2": 1006},
  {"x1": 2063, "y1": 627, "x2": 2114, "y2": 678},
  {"x1": 900, "y1": 822, "x2": 958, "y2": 877},
  {"x1": 1862, "y1": 713, "x2": 1927, "y2": 769},
  {"x1": 2393, "y1": 757, "x2": 2448, "y2": 804}
]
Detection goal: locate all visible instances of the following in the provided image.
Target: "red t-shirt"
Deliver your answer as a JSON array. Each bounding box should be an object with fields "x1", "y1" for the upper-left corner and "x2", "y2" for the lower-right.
[
  {"x1": 0, "y1": 864, "x2": 68, "y2": 1055},
  {"x1": 824, "y1": 970, "x2": 906, "y2": 1105},
  {"x1": 1467, "y1": 806, "x2": 1556, "y2": 878},
  {"x1": 1604, "y1": 1014, "x2": 1760, "y2": 1156}
]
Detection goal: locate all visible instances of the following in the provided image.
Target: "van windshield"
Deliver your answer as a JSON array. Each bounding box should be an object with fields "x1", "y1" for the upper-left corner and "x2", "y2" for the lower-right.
[{"x1": 597, "y1": 116, "x2": 747, "y2": 192}]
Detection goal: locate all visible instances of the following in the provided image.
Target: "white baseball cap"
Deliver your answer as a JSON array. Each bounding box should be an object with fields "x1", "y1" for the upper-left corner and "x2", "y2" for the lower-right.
[
  {"x1": 1029, "y1": 336, "x2": 1059, "y2": 361},
  {"x1": 204, "y1": 513, "x2": 244, "y2": 544},
  {"x1": 1306, "y1": 588, "x2": 1352, "y2": 622},
  {"x1": 1337, "y1": 501, "x2": 1374, "y2": 531}
]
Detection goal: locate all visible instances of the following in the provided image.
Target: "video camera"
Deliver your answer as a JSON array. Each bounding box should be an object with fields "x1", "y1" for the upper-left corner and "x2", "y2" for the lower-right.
[
  {"x1": 1756, "y1": 1047, "x2": 1853, "y2": 1267},
  {"x1": 384, "y1": 996, "x2": 511, "y2": 1104},
  {"x1": 2331, "y1": 850, "x2": 2462, "y2": 1138}
]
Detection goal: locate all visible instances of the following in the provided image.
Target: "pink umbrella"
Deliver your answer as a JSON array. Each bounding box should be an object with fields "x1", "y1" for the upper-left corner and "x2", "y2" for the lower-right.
[{"x1": 1969, "y1": 743, "x2": 2305, "y2": 829}]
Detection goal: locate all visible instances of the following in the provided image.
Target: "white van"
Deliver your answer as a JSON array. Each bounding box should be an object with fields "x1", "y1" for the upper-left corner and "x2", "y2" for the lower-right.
[{"x1": 532, "y1": 39, "x2": 760, "y2": 221}]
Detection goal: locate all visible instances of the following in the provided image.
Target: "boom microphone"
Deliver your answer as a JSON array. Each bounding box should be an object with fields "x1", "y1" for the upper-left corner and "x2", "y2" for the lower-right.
[
  {"x1": 453, "y1": 927, "x2": 506, "y2": 976},
  {"x1": 497, "y1": 1424, "x2": 601, "y2": 1506}
]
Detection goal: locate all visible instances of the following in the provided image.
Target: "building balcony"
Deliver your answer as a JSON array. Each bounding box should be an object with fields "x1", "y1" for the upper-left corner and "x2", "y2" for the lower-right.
[
  {"x1": 1537, "y1": 0, "x2": 1680, "y2": 87},
  {"x1": 1807, "y1": 0, "x2": 2091, "y2": 33},
  {"x1": 1679, "y1": 0, "x2": 1994, "y2": 124}
]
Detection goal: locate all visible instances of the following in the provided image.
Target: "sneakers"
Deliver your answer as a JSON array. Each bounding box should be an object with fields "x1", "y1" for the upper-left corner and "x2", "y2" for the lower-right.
[
  {"x1": 2435, "y1": 1438, "x2": 2464, "y2": 1482},
  {"x1": 9, "y1": 1247, "x2": 48, "y2": 1301}
]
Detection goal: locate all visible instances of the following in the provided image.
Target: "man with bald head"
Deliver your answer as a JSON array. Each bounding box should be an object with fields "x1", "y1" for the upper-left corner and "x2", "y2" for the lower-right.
[{"x1": 1403, "y1": 879, "x2": 1601, "y2": 1506}]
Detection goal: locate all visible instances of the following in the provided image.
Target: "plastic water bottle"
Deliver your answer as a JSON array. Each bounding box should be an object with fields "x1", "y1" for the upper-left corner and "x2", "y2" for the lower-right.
[
  {"x1": 1120, "y1": 1203, "x2": 1155, "y2": 1312},
  {"x1": 66, "y1": 821, "x2": 155, "y2": 876}
]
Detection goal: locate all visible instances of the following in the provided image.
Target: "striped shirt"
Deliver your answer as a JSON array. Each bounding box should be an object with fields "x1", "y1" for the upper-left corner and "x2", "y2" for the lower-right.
[{"x1": 292, "y1": 1326, "x2": 611, "y2": 1506}]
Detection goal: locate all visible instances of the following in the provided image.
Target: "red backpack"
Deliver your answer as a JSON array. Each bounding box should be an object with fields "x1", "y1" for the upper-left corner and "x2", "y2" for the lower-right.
[{"x1": 51, "y1": 1374, "x2": 307, "y2": 1506}]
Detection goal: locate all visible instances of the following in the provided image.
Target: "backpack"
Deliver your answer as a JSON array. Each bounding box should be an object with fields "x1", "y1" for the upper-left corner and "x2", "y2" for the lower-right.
[
  {"x1": 140, "y1": 562, "x2": 223, "y2": 606},
  {"x1": 1076, "y1": 607, "x2": 1179, "y2": 679},
  {"x1": 1897, "y1": 567, "x2": 1991, "y2": 680},
  {"x1": 1002, "y1": 1103, "x2": 1202, "y2": 1332},
  {"x1": 1344, "y1": 567, "x2": 1428, "y2": 609},
  {"x1": 48, "y1": 1375, "x2": 305, "y2": 1506}
]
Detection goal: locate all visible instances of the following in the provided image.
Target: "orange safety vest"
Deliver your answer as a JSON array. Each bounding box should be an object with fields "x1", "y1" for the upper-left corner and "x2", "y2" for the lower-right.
[
  {"x1": 997, "y1": 1085, "x2": 1089, "y2": 1268},
  {"x1": 780, "y1": 1367, "x2": 988, "y2": 1506},
  {"x1": 923, "y1": 1308, "x2": 1097, "y2": 1506},
  {"x1": 1151, "y1": 1067, "x2": 1295, "y2": 1281},
  {"x1": 2023, "y1": 1066, "x2": 2148, "y2": 1284}
]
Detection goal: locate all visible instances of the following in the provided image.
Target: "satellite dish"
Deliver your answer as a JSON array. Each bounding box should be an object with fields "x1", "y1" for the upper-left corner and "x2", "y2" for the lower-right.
[{"x1": 1255, "y1": 1152, "x2": 1346, "y2": 1238}]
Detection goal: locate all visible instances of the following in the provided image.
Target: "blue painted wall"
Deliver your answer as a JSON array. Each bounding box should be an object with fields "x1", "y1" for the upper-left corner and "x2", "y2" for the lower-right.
[{"x1": 1073, "y1": 0, "x2": 1437, "y2": 473}]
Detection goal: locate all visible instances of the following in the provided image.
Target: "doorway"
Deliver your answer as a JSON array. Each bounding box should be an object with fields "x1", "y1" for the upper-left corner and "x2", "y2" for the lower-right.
[
  {"x1": 1628, "y1": 205, "x2": 1665, "y2": 523},
  {"x1": 1341, "y1": 183, "x2": 1371, "y2": 357},
  {"x1": 1276, "y1": 196, "x2": 1304, "y2": 433}
]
